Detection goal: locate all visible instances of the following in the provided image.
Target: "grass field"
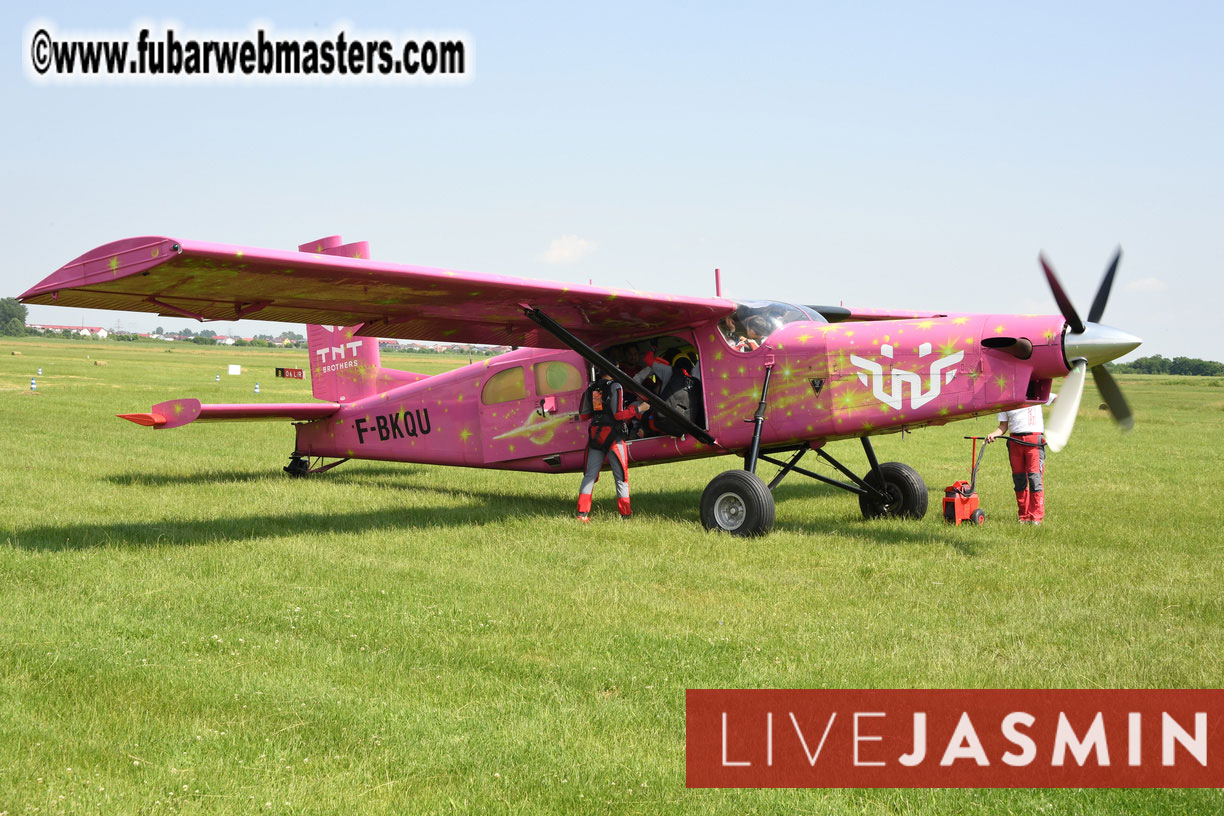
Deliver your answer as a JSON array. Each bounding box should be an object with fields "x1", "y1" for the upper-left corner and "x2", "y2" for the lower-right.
[{"x1": 1, "y1": 336, "x2": 1222, "y2": 814}]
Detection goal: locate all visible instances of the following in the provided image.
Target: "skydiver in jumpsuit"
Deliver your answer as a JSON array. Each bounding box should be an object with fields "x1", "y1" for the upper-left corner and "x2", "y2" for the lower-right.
[{"x1": 576, "y1": 373, "x2": 644, "y2": 522}]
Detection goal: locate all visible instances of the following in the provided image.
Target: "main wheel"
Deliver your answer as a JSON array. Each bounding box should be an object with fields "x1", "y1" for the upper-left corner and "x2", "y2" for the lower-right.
[
  {"x1": 700, "y1": 470, "x2": 775, "y2": 537},
  {"x1": 284, "y1": 456, "x2": 310, "y2": 478},
  {"x1": 858, "y1": 462, "x2": 928, "y2": 520},
  {"x1": 970, "y1": 508, "x2": 985, "y2": 525}
]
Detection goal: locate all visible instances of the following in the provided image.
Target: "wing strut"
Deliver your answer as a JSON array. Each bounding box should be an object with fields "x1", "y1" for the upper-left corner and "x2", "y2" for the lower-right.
[{"x1": 521, "y1": 305, "x2": 716, "y2": 445}]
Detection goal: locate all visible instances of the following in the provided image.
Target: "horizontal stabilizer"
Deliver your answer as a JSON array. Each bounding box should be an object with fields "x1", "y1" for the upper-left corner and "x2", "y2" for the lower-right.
[{"x1": 119, "y1": 398, "x2": 340, "y2": 429}]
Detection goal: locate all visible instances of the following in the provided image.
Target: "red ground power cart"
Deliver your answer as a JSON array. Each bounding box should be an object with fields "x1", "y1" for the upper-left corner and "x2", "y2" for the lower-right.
[{"x1": 943, "y1": 436, "x2": 988, "y2": 525}]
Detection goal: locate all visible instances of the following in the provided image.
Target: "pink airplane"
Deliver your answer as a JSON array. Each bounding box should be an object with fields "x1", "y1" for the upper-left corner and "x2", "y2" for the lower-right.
[{"x1": 19, "y1": 235, "x2": 1140, "y2": 535}]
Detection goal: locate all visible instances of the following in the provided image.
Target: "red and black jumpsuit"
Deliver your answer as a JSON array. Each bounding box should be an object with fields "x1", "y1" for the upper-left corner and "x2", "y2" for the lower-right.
[{"x1": 576, "y1": 379, "x2": 637, "y2": 520}]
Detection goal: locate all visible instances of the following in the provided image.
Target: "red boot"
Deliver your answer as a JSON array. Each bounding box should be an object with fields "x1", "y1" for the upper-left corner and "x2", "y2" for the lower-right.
[{"x1": 617, "y1": 497, "x2": 632, "y2": 519}]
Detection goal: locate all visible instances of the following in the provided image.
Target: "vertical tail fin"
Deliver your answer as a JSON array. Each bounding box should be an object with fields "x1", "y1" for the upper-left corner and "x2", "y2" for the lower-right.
[
  {"x1": 300, "y1": 237, "x2": 428, "y2": 402},
  {"x1": 306, "y1": 324, "x2": 386, "y2": 402}
]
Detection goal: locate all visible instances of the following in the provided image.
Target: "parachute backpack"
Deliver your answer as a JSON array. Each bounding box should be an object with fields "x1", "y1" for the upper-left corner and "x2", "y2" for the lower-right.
[{"x1": 584, "y1": 377, "x2": 620, "y2": 452}]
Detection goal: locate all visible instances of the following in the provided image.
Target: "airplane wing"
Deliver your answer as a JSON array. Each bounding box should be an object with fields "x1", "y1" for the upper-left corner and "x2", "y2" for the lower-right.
[{"x1": 19, "y1": 236, "x2": 736, "y2": 348}]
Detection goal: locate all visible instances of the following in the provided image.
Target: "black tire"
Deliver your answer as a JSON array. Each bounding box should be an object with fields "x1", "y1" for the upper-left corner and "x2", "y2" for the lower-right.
[
  {"x1": 284, "y1": 456, "x2": 310, "y2": 478},
  {"x1": 970, "y1": 508, "x2": 985, "y2": 526},
  {"x1": 700, "y1": 470, "x2": 775, "y2": 537},
  {"x1": 858, "y1": 462, "x2": 928, "y2": 520}
]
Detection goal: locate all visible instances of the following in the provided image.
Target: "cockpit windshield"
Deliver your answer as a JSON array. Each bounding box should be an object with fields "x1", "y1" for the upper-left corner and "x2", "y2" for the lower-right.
[{"x1": 718, "y1": 299, "x2": 826, "y2": 352}]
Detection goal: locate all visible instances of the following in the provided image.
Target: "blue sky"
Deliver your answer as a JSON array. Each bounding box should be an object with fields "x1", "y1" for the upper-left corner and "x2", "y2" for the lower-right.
[{"x1": 4, "y1": 1, "x2": 1220, "y2": 358}]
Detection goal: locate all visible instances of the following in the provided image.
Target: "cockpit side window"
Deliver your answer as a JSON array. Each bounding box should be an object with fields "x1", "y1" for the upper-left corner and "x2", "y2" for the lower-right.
[{"x1": 719, "y1": 300, "x2": 825, "y2": 353}]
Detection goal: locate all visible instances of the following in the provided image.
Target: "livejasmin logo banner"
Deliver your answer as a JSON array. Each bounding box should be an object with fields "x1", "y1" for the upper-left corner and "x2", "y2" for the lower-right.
[{"x1": 686, "y1": 690, "x2": 1223, "y2": 788}]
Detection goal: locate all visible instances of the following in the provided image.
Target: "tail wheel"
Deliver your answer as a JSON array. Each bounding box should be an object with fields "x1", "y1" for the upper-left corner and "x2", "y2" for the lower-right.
[
  {"x1": 284, "y1": 456, "x2": 310, "y2": 478},
  {"x1": 700, "y1": 470, "x2": 775, "y2": 537},
  {"x1": 858, "y1": 462, "x2": 928, "y2": 520}
]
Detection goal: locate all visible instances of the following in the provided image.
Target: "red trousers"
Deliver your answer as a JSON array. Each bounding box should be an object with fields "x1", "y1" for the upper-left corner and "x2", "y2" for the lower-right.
[{"x1": 1007, "y1": 433, "x2": 1045, "y2": 522}]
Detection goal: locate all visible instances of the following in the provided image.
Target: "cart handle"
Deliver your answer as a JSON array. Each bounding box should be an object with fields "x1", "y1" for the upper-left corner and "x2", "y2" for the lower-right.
[
  {"x1": 963, "y1": 434, "x2": 1045, "y2": 447},
  {"x1": 1000, "y1": 435, "x2": 1045, "y2": 447}
]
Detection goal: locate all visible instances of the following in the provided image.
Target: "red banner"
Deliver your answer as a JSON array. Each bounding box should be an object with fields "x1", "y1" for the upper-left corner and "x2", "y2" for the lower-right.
[{"x1": 686, "y1": 689, "x2": 1224, "y2": 788}]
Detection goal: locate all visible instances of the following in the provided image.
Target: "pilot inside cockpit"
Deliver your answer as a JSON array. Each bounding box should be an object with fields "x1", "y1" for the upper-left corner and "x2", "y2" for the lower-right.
[{"x1": 720, "y1": 300, "x2": 826, "y2": 353}]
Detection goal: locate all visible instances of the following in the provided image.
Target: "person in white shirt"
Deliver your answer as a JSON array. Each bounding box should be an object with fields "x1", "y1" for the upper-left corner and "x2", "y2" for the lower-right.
[{"x1": 985, "y1": 401, "x2": 1051, "y2": 524}]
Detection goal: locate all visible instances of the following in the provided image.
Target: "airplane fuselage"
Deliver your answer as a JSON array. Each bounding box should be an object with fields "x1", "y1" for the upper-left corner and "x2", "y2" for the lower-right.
[{"x1": 291, "y1": 312, "x2": 1070, "y2": 474}]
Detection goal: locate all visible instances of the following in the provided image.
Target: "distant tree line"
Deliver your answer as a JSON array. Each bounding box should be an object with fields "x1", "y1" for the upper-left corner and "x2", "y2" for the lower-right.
[
  {"x1": 383, "y1": 345, "x2": 500, "y2": 357},
  {"x1": 0, "y1": 297, "x2": 27, "y2": 336},
  {"x1": 1108, "y1": 355, "x2": 1224, "y2": 376}
]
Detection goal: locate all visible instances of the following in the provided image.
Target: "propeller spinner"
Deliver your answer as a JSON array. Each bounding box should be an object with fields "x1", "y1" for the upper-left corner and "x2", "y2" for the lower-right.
[{"x1": 1040, "y1": 249, "x2": 1142, "y2": 452}]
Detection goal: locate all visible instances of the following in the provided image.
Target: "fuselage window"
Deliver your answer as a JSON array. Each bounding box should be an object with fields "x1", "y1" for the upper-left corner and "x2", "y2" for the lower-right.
[
  {"x1": 481, "y1": 366, "x2": 527, "y2": 405},
  {"x1": 533, "y1": 361, "x2": 584, "y2": 395}
]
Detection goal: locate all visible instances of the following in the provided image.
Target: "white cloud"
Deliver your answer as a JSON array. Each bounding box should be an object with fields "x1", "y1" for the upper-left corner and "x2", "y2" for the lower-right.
[
  {"x1": 1124, "y1": 276, "x2": 1167, "y2": 294},
  {"x1": 539, "y1": 235, "x2": 596, "y2": 264}
]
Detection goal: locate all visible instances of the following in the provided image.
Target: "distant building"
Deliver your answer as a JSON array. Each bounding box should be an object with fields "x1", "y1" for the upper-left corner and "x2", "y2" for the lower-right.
[{"x1": 28, "y1": 323, "x2": 106, "y2": 336}]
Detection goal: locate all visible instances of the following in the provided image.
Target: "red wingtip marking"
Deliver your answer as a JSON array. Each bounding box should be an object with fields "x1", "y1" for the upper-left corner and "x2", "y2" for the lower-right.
[{"x1": 117, "y1": 412, "x2": 167, "y2": 427}]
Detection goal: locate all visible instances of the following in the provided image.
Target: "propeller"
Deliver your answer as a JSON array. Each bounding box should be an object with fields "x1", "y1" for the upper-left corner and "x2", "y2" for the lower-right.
[
  {"x1": 1044, "y1": 359, "x2": 1085, "y2": 452},
  {"x1": 1040, "y1": 248, "x2": 1141, "y2": 452}
]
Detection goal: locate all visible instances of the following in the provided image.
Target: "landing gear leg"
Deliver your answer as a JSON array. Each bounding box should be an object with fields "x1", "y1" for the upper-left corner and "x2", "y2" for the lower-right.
[{"x1": 756, "y1": 438, "x2": 929, "y2": 521}]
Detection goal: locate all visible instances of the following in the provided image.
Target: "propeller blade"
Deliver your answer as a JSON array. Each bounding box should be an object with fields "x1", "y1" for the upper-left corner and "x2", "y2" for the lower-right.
[
  {"x1": 1040, "y1": 254, "x2": 1085, "y2": 334},
  {"x1": 1045, "y1": 359, "x2": 1086, "y2": 452},
  {"x1": 1091, "y1": 364, "x2": 1134, "y2": 431},
  {"x1": 1087, "y1": 247, "x2": 1122, "y2": 324}
]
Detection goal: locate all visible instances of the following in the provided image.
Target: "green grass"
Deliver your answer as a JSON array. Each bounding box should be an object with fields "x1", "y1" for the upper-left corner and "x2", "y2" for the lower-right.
[{"x1": 1, "y1": 336, "x2": 1222, "y2": 814}]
